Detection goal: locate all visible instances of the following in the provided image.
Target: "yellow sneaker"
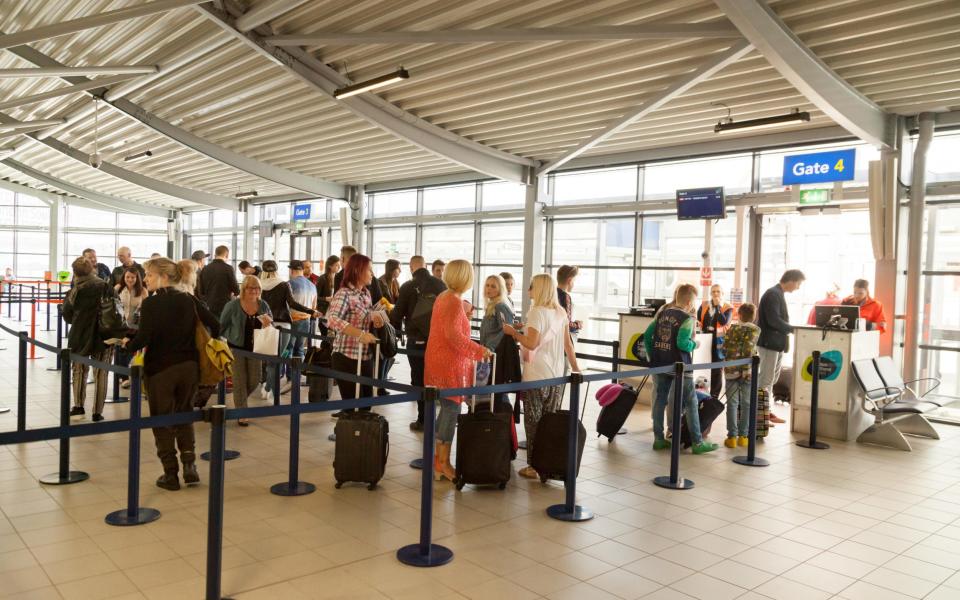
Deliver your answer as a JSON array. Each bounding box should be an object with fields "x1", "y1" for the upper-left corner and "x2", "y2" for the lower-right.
[
  {"x1": 737, "y1": 436, "x2": 749, "y2": 447},
  {"x1": 724, "y1": 437, "x2": 737, "y2": 448}
]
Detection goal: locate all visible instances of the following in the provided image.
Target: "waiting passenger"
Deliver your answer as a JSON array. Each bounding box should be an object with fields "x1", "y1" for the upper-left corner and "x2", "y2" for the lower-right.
[
  {"x1": 110, "y1": 246, "x2": 144, "y2": 290},
  {"x1": 499, "y1": 271, "x2": 515, "y2": 309},
  {"x1": 479, "y1": 274, "x2": 517, "y2": 411},
  {"x1": 556, "y1": 265, "x2": 583, "y2": 338},
  {"x1": 317, "y1": 255, "x2": 340, "y2": 317},
  {"x1": 424, "y1": 259, "x2": 491, "y2": 482},
  {"x1": 63, "y1": 257, "x2": 114, "y2": 422},
  {"x1": 198, "y1": 245, "x2": 239, "y2": 317},
  {"x1": 333, "y1": 245, "x2": 357, "y2": 291},
  {"x1": 288, "y1": 260, "x2": 318, "y2": 363},
  {"x1": 122, "y1": 258, "x2": 221, "y2": 490},
  {"x1": 757, "y1": 269, "x2": 805, "y2": 425},
  {"x1": 116, "y1": 266, "x2": 149, "y2": 389},
  {"x1": 503, "y1": 274, "x2": 580, "y2": 479},
  {"x1": 644, "y1": 283, "x2": 718, "y2": 455},
  {"x1": 82, "y1": 248, "x2": 112, "y2": 281},
  {"x1": 259, "y1": 260, "x2": 318, "y2": 395},
  {"x1": 697, "y1": 284, "x2": 733, "y2": 401},
  {"x1": 431, "y1": 259, "x2": 445, "y2": 280},
  {"x1": 378, "y1": 259, "x2": 401, "y2": 305},
  {"x1": 806, "y1": 283, "x2": 841, "y2": 325},
  {"x1": 326, "y1": 254, "x2": 387, "y2": 415},
  {"x1": 238, "y1": 260, "x2": 261, "y2": 278},
  {"x1": 842, "y1": 279, "x2": 886, "y2": 333},
  {"x1": 220, "y1": 275, "x2": 273, "y2": 426},
  {"x1": 722, "y1": 303, "x2": 761, "y2": 448}
]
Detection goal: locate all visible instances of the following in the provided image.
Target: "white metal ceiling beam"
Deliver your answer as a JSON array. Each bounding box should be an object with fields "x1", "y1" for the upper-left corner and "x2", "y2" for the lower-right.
[
  {"x1": 4, "y1": 43, "x2": 348, "y2": 199},
  {"x1": 0, "y1": 66, "x2": 157, "y2": 78},
  {"x1": 266, "y1": 23, "x2": 743, "y2": 45},
  {"x1": 0, "y1": 74, "x2": 141, "y2": 111},
  {"x1": 0, "y1": 119, "x2": 66, "y2": 133},
  {"x1": 538, "y1": 41, "x2": 753, "y2": 175},
  {"x1": 196, "y1": 1, "x2": 535, "y2": 184},
  {"x1": 0, "y1": 0, "x2": 207, "y2": 50},
  {"x1": 713, "y1": 0, "x2": 893, "y2": 148},
  {"x1": 3, "y1": 158, "x2": 172, "y2": 217},
  {"x1": 236, "y1": 0, "x2": 312, "y2": 33}
]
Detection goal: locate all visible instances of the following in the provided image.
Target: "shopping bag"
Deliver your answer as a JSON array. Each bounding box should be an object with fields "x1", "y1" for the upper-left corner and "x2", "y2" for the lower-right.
[{"x1": 253, "y1": 326, "x2": 281, "y2": 355}]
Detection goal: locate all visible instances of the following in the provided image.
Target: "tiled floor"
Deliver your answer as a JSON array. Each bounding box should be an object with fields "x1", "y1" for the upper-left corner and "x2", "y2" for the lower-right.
[{"x1": 1, "y1": 323, "x2": 959, "y2": 599}]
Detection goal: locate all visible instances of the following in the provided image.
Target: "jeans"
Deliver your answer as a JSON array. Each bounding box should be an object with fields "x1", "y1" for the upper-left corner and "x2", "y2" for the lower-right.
[
  {"x1": 290, "y1": 320, "x2": 311, "y2": 361},
  {"x1": 652, "y1": 373, "x2": 700, "y2": 445},
  {"x1": 725, "y1": 377, "x2": 751, "y2": 437},
  {"x1": 265, "y1": 328, "x2": 292, "y2": 392},
  {"x1": 757, "y1": 347, "x2": 783, "y2": 409},
  {"x1": 436, "y1": 399, "x2": 460, "y2": 442}
]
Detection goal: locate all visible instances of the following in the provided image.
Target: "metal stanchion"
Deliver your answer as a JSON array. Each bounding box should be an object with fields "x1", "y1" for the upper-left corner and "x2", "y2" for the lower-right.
[
  {"x1": 105, "y1": 348, "x2": 128, "y2": 404},
  {"x1": 105, "y1": 365, "x2": 161, "y2": 526},
  {"x1": 547, "y1": 372, "x2": 593, "y2": 521},
  {"x1": 654, "y1": 362, "x2": 694, "y2": 490},
  {"x1": 14, "y1": 332, "x2": 27, "y2": 426},
  {"x1": 17, "y1": 284, "x2": 22, "y2": 321},
  {"x1": 201, "y1": 381, "x2": 240, "y2": 461},
  {"x1": 733, "y1": 355, "x2": 770, "y2": 467},
  {"x1": 47, "y1": 305, "x2": 63, "y2": 372},
  {"x1": 271, "y1": 358, "x2": 315, "y2": 496},
  {"x1": 204, "y1": 405, "x2": 233, "y2": 600},
  {"x1": 272, "y1": 358, "x2": 282, "y2": 407},
  {"x1": 611, "y1": 340, "x2": 620, "y2": 383},
  {"x1": 797, "y1": 350, "x2": 830, "y2": 450},
  {"x1": 27, "y1": 299, "x2": 40, "y2": 360},
  {"x1": 397, "y1": 387, "x2": 453, "y2": 567},
  {"x1": 44, "y1": 287, "x2": 51, "y2": 331},
  {"x1": 40, "y1": 349, "x2": 89, "y2": 485}
]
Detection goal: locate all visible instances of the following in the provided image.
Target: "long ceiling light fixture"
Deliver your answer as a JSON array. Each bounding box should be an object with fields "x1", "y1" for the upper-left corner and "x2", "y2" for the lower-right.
[
  {"x1": 235, "y1": 190, "x2": 258, "y2": 198},
  {"x1": 123, "y1": 149, "x2": 153, "y2": 162},
  {"x1": 334, "y1": 67, "x2": 409, "y2": 99},
  {"x1": 714, "y1": 106, "x2": 810, "y2": 134}
]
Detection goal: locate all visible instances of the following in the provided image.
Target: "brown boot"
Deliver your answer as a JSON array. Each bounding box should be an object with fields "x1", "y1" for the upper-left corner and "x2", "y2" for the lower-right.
[
  {"x1": 433, "y1": 442, "x2": 456, "y2": 482},
  {"x1": 181, "y1": 452, "x2": 199, "y2": 485}
]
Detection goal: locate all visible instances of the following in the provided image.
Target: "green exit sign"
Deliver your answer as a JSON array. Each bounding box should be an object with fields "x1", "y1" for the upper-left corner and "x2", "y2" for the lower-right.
[{"x1": 799, "y1": 188, "x2": 831, "y2": 205}]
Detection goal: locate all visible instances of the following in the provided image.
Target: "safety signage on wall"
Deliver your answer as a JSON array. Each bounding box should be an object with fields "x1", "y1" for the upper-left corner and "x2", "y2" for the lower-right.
[
  {"x1": 292, "y1": 204, "x2": 311, "y2": 221},
  {"x1": 700, "y1": 266, "x2": 712, "y2": 287},
  {"x1": 782, "y1": 148, "x2": 856, "y2": 185}
]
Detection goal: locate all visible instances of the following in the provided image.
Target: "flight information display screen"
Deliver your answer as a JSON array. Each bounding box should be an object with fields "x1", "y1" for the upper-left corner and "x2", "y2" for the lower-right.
[{"x1": 676, "y1": 187, "x2": 726, "y2": 220}]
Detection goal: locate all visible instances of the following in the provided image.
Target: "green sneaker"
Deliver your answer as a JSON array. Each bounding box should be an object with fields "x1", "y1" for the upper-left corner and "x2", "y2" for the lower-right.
[
  {"x1": 652, "y1": 438, "x2": 671, "y2": 450},
  {"x1": 692, "y1": 442, "x2": 719, "y2": 455}
]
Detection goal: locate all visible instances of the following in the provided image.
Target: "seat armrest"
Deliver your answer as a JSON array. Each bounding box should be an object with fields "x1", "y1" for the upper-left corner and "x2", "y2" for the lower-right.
[{"x1": 904, "y1": 377, "x2": 941, "y2": 398}]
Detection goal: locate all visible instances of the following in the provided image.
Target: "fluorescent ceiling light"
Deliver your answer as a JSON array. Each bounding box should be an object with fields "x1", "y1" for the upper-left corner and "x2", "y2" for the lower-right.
[
  {"x1": 123, "y1": 150, "x2": 153, "y2": 162},
  {"x1": 714, "y1": 109, "x2": 810, "y2": 134},
  {"x1": 235, "y1": 190, "x2": 258, "y2": 198},
  {"x1": 334, "y1": 67, "x2": 409, "y2": 99}
]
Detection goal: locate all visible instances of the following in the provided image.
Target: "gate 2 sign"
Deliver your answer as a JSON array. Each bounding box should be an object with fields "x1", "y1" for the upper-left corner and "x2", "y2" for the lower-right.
[{"x1": 782, "y1": 148, "x2": 856, "y2": 185}]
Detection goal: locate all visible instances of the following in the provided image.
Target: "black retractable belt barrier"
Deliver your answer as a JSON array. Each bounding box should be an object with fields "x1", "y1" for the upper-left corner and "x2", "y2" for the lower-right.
[
  {"x1": 654, "y1": 362, "x2": 694, "y2": 490},
  {"x1": 733, "y1": 355, "x2": 770, "y2": 467},
  {"x1": 13, "y1": 332, "x2": 27, "y2": 425},
  {"x1": 547, "y1": 372, "x2": 594, "y2": 522},
  {"x1": 270, "y1": 357, "x2": 315, "y2": 496},
  {"x1": 48, "y1": 305, "x2": 63, "y2": 372},
  {"x1": 797, "y1": 350, "x2": 830, "y2": 450},
  {"x1": 105, "y1": 365, "x2": 161, "y2": 526},
  {"x1": 201, "y1": 381, "x2": 240, "y2": 461},
  {"x1": 40, "y1": 349, "x2": 90, "y2": 485},
  {"x1": 204, "y1": 405, "x2": 233, "y2": 600},
  {"x1": 397, "y1": 386, "x2": 454, "y2": 567}
]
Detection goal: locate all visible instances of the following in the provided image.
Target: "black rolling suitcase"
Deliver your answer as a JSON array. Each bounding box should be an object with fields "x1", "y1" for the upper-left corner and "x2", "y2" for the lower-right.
[
  {"x1": 596, "y1": 379, "x2": 643, "y2": 442},
  {"x1": 679, "y1": 394, "x2": 725, "y2": 449},
  {"x1": 456, "y1": 356, "x2": 512, "y2": 490},
  {"x1": 304, "y1": 340, "x2": 333, "y2": 402},
  {"x1": 529, "y1": 391, "x2": 587, "y2": 484},
  {"x1": 333, "y1": 342, "x2": 388, "y2": 490}
]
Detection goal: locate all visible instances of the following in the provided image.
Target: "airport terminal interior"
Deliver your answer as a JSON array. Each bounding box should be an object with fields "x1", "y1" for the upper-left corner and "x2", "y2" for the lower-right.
[{"x1": 0, "y1": 0, "x2": 960, "y2": 598}]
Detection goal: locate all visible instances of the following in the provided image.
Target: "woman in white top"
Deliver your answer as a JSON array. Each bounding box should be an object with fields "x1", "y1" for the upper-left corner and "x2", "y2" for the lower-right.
[
  {"x1": 503, "y1": 273, "x2": 581, "y2": 479},
  {"x1": 116, "y1": 266, "x2": 149, "y2": 389}
]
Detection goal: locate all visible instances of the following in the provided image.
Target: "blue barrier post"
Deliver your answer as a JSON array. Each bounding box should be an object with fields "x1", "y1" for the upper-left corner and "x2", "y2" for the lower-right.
[
  {"x1": 201, "y1": 381, "x2": 240, "y2": 461},
  {"x1": 734, "y1": 355, "x2": 770, "y2": 467},
  {"x1": 106, "y1": 349, "x2": 128, "y2": 404},
  {"x1": 106, "y1": 365, "x2": 161, "y2": 526},
  {"x1": 272, "y1": 357, "x2": 282, "y2": 407},
  {"x1": 271, "y1": 358, "x2": 315, "y2": 496},
  {"x1": 548, "y1": 372, "x2": 594, "y2": 521},
  {"x1": 40, "y1": 349, "x2": 90, "y2": 485},
  {"x1": 654, "y1": 362, "x2": 694, "y2": 490},
  {"x1": 397, "y1": 387, "x2": 453, "y2": 567},
  {"x1": 15, "y1": 332, "x2": 27, "y2": 428},
  {"x1": 17, "y1": 284, "x2": 22, "y2": 321},
  {"x1": 47, "y1": 305, "x2": 62, "y2": 372},
  {"x1": 44, "y1": 287, "x2": 51, "y2": 331},
  {"x1": 5, "y1": 282, "x2": 10, "y2": 318},
  {"x1": 611, "y1": 340, "x2": 621, "y2": 384},
  {"x1": 204, "y1": 404, "x2": 230, "y2": 600},
  {"x1": 797, "y1": 350, "x2": 830, "y2": 450}
]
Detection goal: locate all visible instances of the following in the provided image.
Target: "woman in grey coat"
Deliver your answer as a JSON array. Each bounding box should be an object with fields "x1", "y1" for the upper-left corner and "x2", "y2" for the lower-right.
[{"x1": 219, "y1": 275, "x2": 272, "y2": 426}]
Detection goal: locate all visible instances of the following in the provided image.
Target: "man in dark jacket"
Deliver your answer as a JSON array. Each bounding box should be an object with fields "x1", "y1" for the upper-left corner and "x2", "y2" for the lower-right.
[
  {"x1": 390, "y1": 255, "x2": 446, "y2": 431},
  {"x1": 63, "y1": 257, "x2": 114, "y2": 422},
  {"x1": 756, "y1": 269, "x2": 805, "y2": 424},
  {"x1": 82, "y1": 248, "x2": 111, "y2": 282},
  {"x1": 110, "y1": 246, "x2": 145, "y2": 289},
  {"x1": 197, "y1": 245, "x2": 239, "y2": 317}
]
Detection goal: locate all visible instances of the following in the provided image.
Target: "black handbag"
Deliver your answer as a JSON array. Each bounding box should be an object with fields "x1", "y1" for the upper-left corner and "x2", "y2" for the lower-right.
[{"x1": 375, "y1": 322, "x2": 398, "y2": 358}]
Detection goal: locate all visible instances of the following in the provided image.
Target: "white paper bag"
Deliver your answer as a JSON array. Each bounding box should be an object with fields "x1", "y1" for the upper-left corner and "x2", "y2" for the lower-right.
[{"x1": 253, "y1": 326, "x2": 280, "y2": 355}]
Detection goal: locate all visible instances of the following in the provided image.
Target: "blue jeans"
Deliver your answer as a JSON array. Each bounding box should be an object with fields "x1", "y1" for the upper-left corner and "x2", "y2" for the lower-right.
[
  {"x1": 436, "y1": 399, "x2": 460, "y2": 443},
  {"x1": 265, "y1": 329, "x2": 292, "y2": 392},
  {"x1": 652, "y1": 373, "x2": 701, "y2": 445},
  {"x1": 725, "y1": 378, "x2": 751, "y2": 437},
  {"x1": 290, "y1": 320, "x2": 311, "y2": 360}
]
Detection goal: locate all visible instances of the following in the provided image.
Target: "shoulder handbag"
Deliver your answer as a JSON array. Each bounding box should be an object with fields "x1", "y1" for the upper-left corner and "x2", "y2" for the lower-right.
[
  {"x1": 375, "y1": 321, "x2": 398, "y2": 358},
  {"x1": 99, "y1": 286, "x2": 125, "y2": 337},
  {"x1": 253, "y1": 324, "x2": 281, "y2": 355},
  {"x1": 194, "y1": 305, "x2": 232, "y2": 386}
]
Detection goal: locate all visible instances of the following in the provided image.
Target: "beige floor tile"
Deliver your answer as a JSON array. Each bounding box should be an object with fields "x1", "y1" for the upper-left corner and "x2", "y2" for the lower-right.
[
  {"x1": 865, "y1": 566, "x2": 939, "y2": 598},
  {"x1": 655, "y1": 543, "x2": 724, "y2": 572},
  {"x1": 1, "y1": 566, "x2": 53, "y2": 596},
  {"x1": 42, "y1": 551, "x2": 118, "y2": 585},
  {"x1": 781, "y1": 563, "x2": 855, "y2": 594},
  {"x1": 504, "y1": 563, "x2": 579, "y2": 596},
  {"x1": 547, "y1": 581, "x2": 621, "y2": 600},
  {"x1": 623, "y1": 555, "x2": 693, "y2": 586},
  {"x1": 56, "y1": 571, "x2": 138, "y2": 600},
  {"x1": 838, "y1": 580, "x2": 916, "y2": 600},
  {"x1": 124, "y1": 557, "x2": 200, "y2": 591},
  {"x1": 669, "y1": 573, "x2": 745, "y2": 600},
  {"x1": 589, "y1": 569, "x2": 661, "y2": 600},
  {"x1": 550, "y1": 551, "x2": 617, "y2": 581},
  {"x1": 701, "y1": 559, "x2": 774, "y2": 590},
  {"x1": 460, "y1": 577, "x2": 540, "y2": 600}
]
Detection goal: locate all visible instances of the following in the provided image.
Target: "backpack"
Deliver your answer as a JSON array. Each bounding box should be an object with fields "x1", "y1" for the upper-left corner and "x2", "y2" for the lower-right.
[{"x1": 408, "y1": 287, "x2": 437, "y2": 339}]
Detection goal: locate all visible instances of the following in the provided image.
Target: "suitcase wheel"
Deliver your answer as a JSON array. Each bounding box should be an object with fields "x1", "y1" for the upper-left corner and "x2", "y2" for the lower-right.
[
  {"x1": 335, "y1": 481, "x2": 343, "y2": 489},
  {"x1": 456, "y1": 480, "x2": 465, "y2": 491},
  {"x1": 606, "y1": 435, "x2": 615, "y2": 443},
  {"x1": 498, "y1": 482, "x2": 506, "y2": 490},
  {"x1": 539, "y1": 475, "x2": 548, "y2": 484},
  {"x1": 367, "y1": 483, "x2": 377, "y2": 491}
]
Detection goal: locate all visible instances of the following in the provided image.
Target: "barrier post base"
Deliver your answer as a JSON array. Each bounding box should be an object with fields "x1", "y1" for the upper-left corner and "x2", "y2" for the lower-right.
[
  {"x1": 796, "y1": 440, "x2": 830, "y2": 450},
  {"x1": 652, "y1": 475, "x2": 694, "y2": 490},
  {"x1": 105, "y1": 507, "x2": 161, "y2": 527},
  {"x1": 327, "y1": 433, "x2": 336, "y2": 442},
  {"x1": 270, "y1": 481, "x2": 316, "y2": 497},
  {"x1": 546, "y1": 504, "x2": 594, "y2": 522},
  {"x1": 396, "y1": 544, "x2": 453, "y2": 568},
  {"x1": 0, "y1": 407, "x2": 9, "y2": 414},
  {"x1": 104, "y1": 397, "x2": 128, "y2": 404},
  {"x1": 732, "y1": 456, "x2": 770, "y2": 467},
  {"x1": 40, "y1": 470, "x2": 89, "y2": 485},
  {"x1": 201, "y1": 450, "x2": 240, "y2": 461},
  {"x1": 409, "y1": 458, "x2": 423, "y2": 470}
]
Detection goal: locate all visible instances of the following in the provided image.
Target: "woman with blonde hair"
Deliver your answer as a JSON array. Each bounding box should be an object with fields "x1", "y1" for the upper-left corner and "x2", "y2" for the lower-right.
[
  {"x1": 122, "y1": 258, "x2": 221, "y2": 490},
  {"x1": 479, "y1": 274, "x2": 516, "y2": 409},
  {"x1": 219, "y1": 275, "x2": 273, "y2": 425},
  {"x1": 424, "y1": 259, "x2": 492, "y2": 481},
  {"x1": 503, "y1": 273, "x2": 580, "y2": 479}
]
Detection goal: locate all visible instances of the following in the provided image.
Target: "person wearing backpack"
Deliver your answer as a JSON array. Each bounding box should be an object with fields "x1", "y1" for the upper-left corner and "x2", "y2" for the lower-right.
[
  {"x1": 63, "y1": 257, "x2": 116, "y2": 422},
  {"x1": 389, "y1": 255, "x2": 446, "y2": 431}
]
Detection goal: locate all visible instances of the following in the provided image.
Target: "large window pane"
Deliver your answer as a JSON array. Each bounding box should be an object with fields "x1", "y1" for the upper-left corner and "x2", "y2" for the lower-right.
[
  {"x1": 66, "y1": 233, "x2": 115, "y2": 263},
  {"x1": 423, "y1": 184, "x2": 476, "y2": 214},
  {"x1": 644, "y1": 155, "x2": 752, "y2": 200},
  {"x1": 0, "y1": 206, "x2": 14, "y2": 225},
  {"x1": 371, "y1": 227, "x2": 416, "y2": 284},
  {"x1": 16, "y1": 253, "x2": 48, "y2": 278},
  {"x1": 119, "y1": 234, "x2": 166, "y2": 261},
  {"x1": 212, "y1": 209, "x2": 234, "y2": 229},
  {"x1": 67, "y1": 205, "x2": 116, "y2": 228},
  {"x1": 17, "y1": 194, "x2": 47, "y2": 207},
  {"x1": 17, "y1": 205, "x2": 49, "y2": 227},
  {"x1": 422, "y1": 225, "x2": 474, "y2": 265},
  {"x1": 211, "y1": 235, "x2": 234, "y2": 260},
  {"x1": 928, "y1": 132, "x2": 960, "y2": 183},
  {"x1": 372, "y1": 190, "x2": 417, "y2": 218},
  {"x1": 553, "y1": 221, "x2": 600, "y2": 266},
  {"x1": 117, "y1": 213, "x2": 167, "y2": 231},
  {"x1": 329, "y1": 229, "x2": 342, "y2": 255},
  {"x1": 925, "y1": 206, "x2": 960, "y2": 271},
  {"x1": 16, "y1": 231, "x2": 49, "y2": 254},
  {"x1": 188, "y1": 211, "x2": 210, "y2": 230},
  {"x1": 640, "y1": 217, "x2": 706, "y2": 268},
  {"x1": 480, "y1": 222, "x2": 523, "y2": 265},
  {"x1": 553, "y1": 166, "x2": 637, "y2": 205},
  {"x1": 482, "y1": 181, "x2": 525, "y2": 210}
]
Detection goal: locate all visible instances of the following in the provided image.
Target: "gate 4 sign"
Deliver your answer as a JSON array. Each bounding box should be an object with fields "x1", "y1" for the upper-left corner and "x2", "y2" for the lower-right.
[
  {"x1": 700, "y1": 266, "x2": 712, "y2": 287},
  {"x1": 782, "y1": 148, "x2": 856, "y2": 185}
]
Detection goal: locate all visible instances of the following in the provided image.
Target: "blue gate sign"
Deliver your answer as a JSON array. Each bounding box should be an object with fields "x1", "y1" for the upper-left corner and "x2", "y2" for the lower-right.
[
  {"x1": 292, "y1": 204, "x2": 311, "y2": 221},
  {"x1": 782, "y1": 148, "x2": 855, "y2": 185}
]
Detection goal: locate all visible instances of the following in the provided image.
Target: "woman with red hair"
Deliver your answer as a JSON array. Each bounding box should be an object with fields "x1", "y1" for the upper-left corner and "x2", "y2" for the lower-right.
[{"x1": 326, "y1": 254, "x2": 387, "y2": 413}]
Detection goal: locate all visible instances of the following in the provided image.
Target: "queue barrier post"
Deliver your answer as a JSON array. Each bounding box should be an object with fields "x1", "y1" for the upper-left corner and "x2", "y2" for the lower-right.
[
  {"x1": 6, "y1": 282, "x2": 11, "y2": 318},
  {"x1": 653, "y1": 362, "x2": 694, "y2": 490},
  {"x1": 271, "y1": 357, "x2": 315, "y2": 496},
  {"x1": 105, "y1": 365, "x2": 161, "y2": 526},
  {"x1": 397, "y1": 386, "x2": 453, "y2": 567},
  {"x1": 611, "y1": 340, "x2": 620, "y2": 384},
  {"x1": 797, "y1": 350, "x2": 830, "y2": 450},
  {"x1": 28, "y1": 299, "x2": 38, "y2": 360},
  {"x1": 44, "y1": 287, "x2": 53, "y2": 331},
  {"x1": 40, "y1": 349, "x2": 89, "y2": 485},
  {"x1": 201, "y1": 381, "x2": 240, "y2": 461},
  {"x1": 733, "y1": 355, "x2": 770, "y2": 467},
  {"x1": 106, "y1": 347, "x2": 128, "y2": 404},
  {"x1": 17, "y1": 284, "x2": 22, "y2": 321},
  {"x1": 48, "y1": 304, "x2": 63, "y2": 371},
  {"x1": 547, "y1": 372, "x2": 594, "y2": 522},
  {"x1": 204, "y1": 405, "x2": 233, "y2": 600},
  {"x1": 16, "y1": 332, "x2": 27, "y2": 430}
]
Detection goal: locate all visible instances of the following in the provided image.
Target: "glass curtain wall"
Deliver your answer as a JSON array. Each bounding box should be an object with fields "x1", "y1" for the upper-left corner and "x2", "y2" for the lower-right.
[{"x1": 0, "y1": 188, "x2": 49, "y2": 279}]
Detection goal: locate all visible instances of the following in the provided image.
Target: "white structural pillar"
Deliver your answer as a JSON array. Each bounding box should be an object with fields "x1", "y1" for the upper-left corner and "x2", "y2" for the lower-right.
[
  {"x1": 702, "y1": 220, "x2": 714, "y2": 301},
  {"x1": 48, "y1": 196, "x2": 62, "y2": 276},
  {"x1": 902, "y1": 113, "x2": 935, "y2": 381},
  {"x1": 349, "y1": 186, "x2": 366, "y2": 255},
  {"x1": 241, "y1": 200, "x2": 253, "y2": 263},
  {"x1": 521, "y1": 171, "x2": 547, "y2": 315}
]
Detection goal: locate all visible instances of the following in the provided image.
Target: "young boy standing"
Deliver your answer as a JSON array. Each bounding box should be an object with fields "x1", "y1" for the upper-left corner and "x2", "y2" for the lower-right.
[
  {"x1": 722, "y1": 303, "x2": 761, "y2": 448},
  {"x1": 644, "y1": 284, "x2": 719, "y2": 455}
]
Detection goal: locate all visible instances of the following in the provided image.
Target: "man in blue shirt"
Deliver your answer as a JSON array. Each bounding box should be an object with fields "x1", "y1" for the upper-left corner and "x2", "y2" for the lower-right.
[{"x1": 287, "y1": 260, "x2": 318, "y2": 364}]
